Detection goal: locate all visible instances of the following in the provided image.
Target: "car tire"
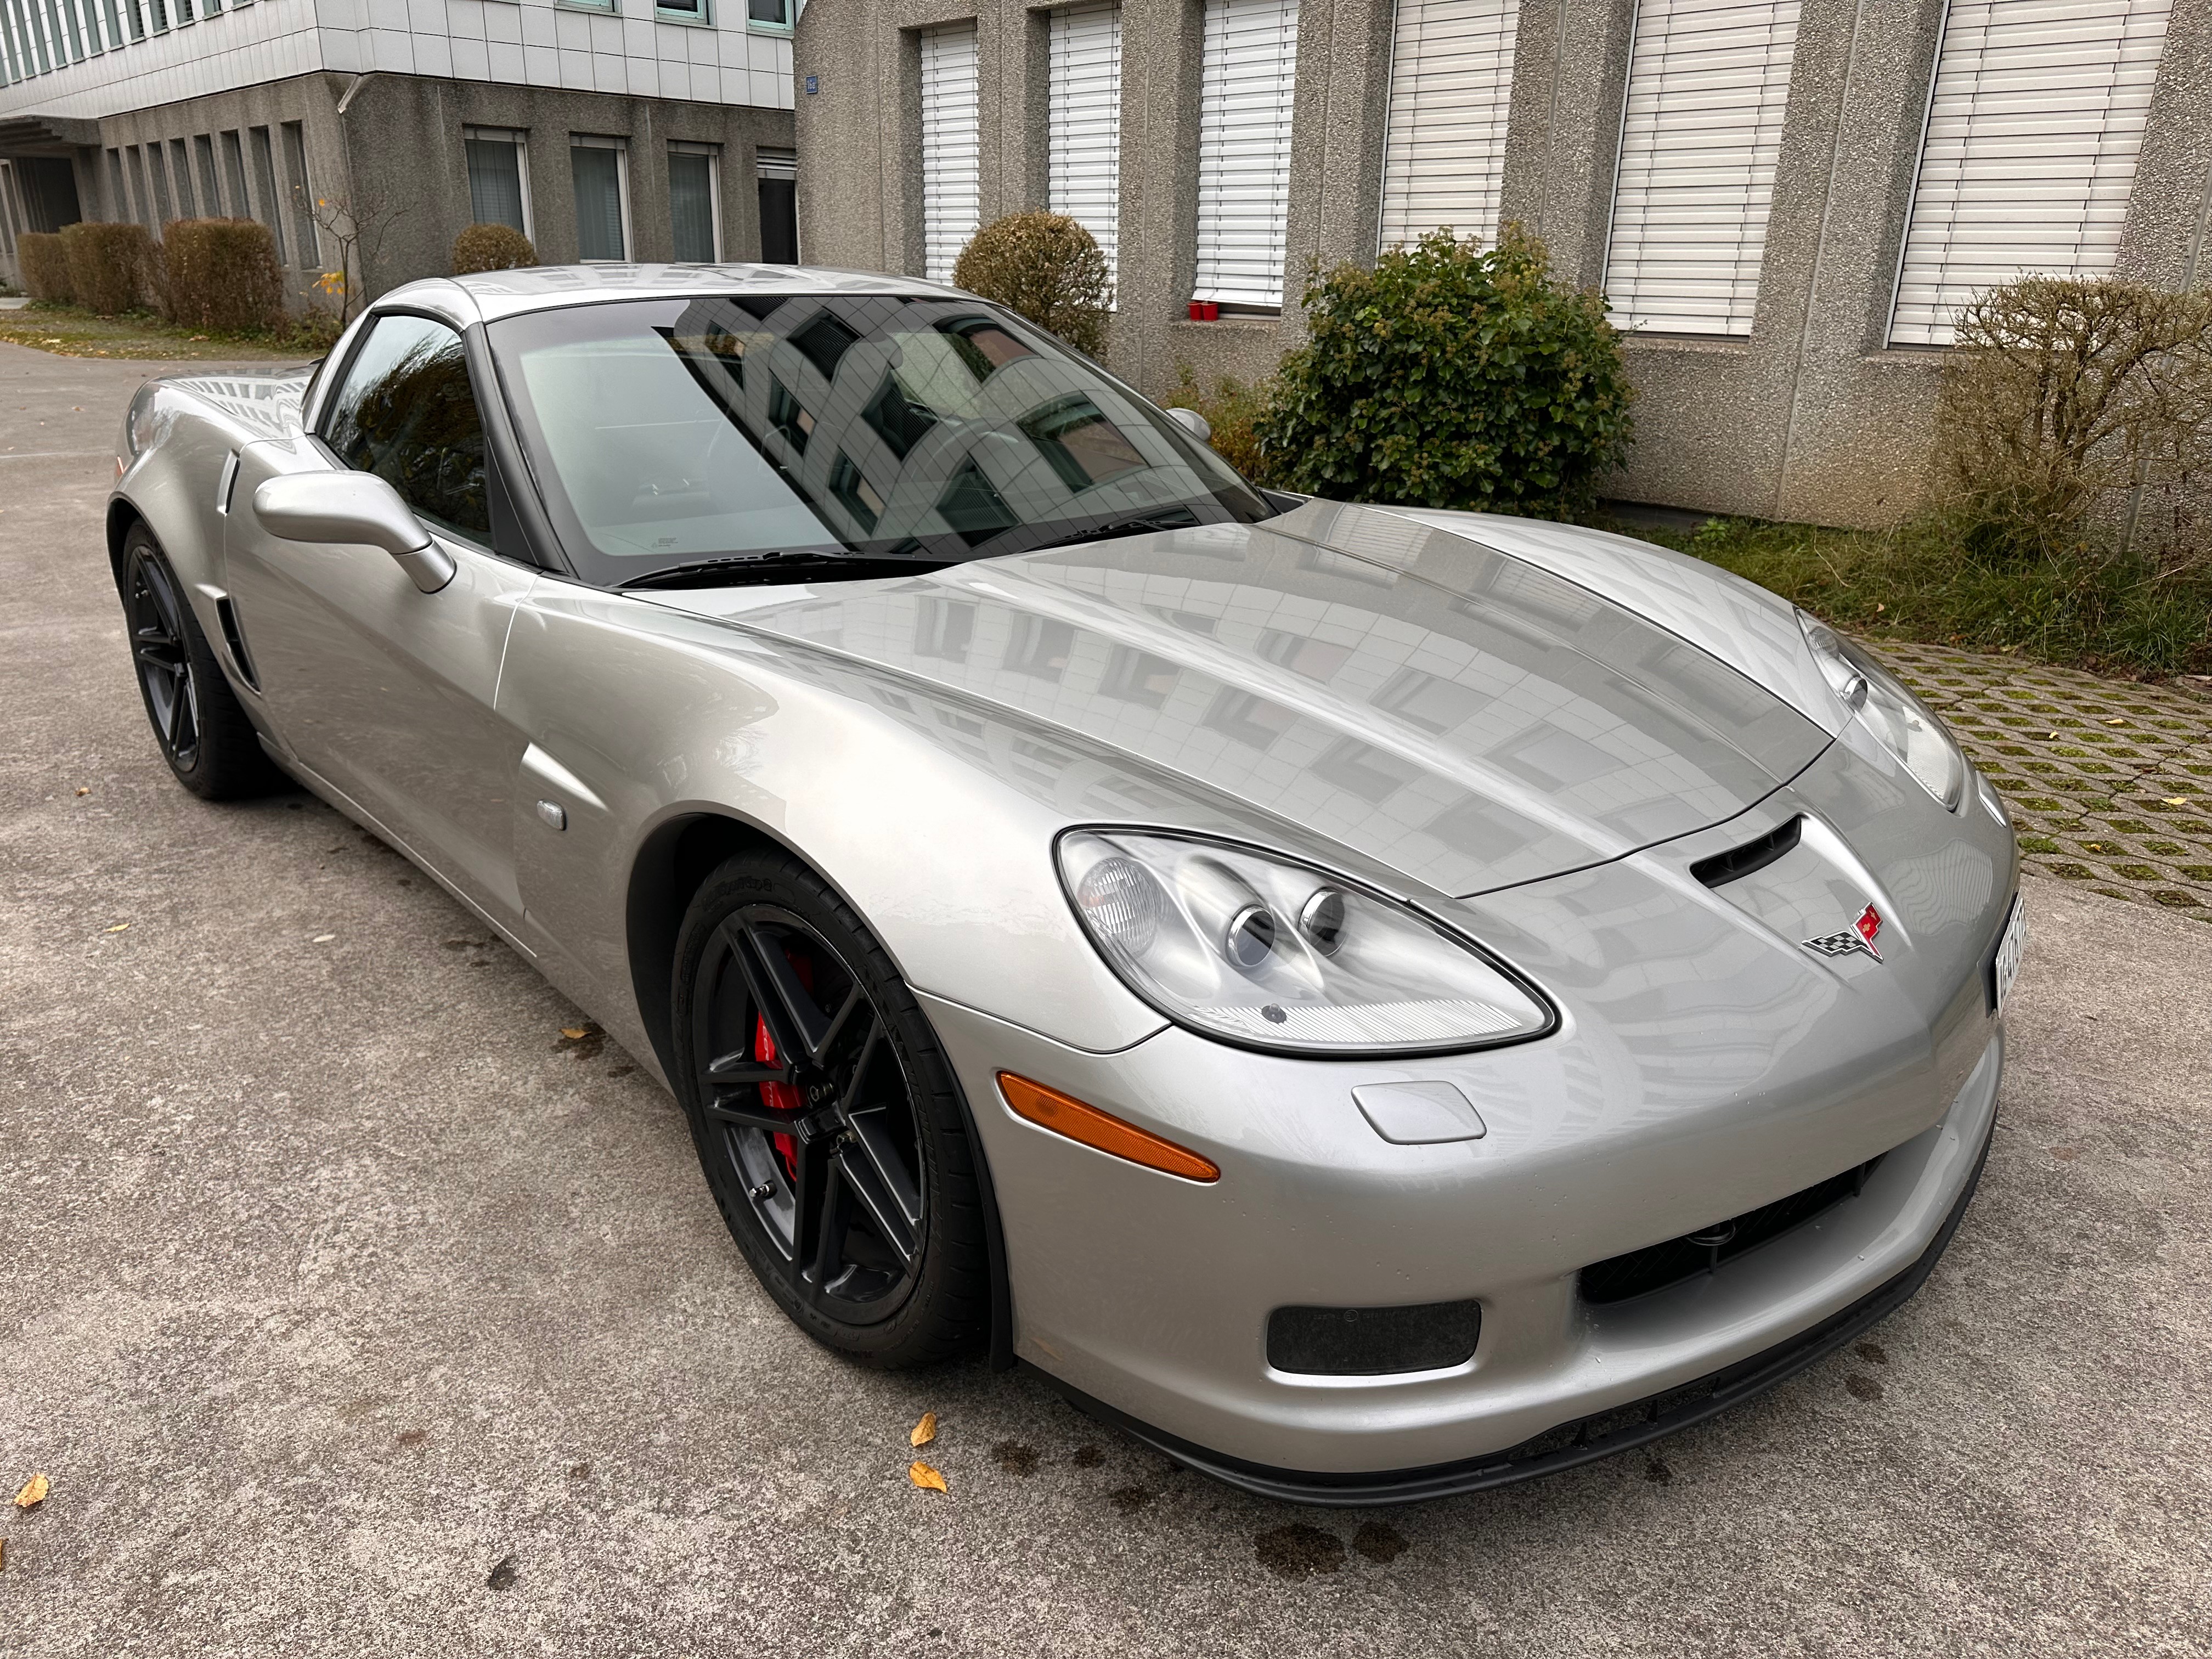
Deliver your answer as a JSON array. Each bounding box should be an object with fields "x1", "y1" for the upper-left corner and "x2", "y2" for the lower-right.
[
  {"x1": 671, "y1": 846, "x2": 992, "y2": 1368},
  {"x1": 120, "y1": 524, "x2": 284, "y2": 800}
]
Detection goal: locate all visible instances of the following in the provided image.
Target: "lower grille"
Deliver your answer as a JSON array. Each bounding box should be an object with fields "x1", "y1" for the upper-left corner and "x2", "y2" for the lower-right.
[
  {"x1": 1267, "y1": 1300, "x2": 1483, "y2": 1375},
  {"x1": 1579, "y1": 1157, "x2": 1883, "y2": 1305}
]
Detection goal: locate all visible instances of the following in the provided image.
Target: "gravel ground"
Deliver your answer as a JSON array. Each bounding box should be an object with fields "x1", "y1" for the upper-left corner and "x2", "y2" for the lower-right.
[{"x1": 3, "y1": 345, "x2": 2208, "y2": 1656}]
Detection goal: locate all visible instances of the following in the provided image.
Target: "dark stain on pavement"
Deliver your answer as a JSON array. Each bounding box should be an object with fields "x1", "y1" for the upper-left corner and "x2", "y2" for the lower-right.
[
  {"x1": 1644, "y1": 1459, "x2": 1673, "y2": 1485},
  {"x1": 991, "y1": 1441, "x2": 1038, "y2": 1476},
  {"x1": 1108, "y1": 1485, "x2": 1154, "y2": 1514},
  {"x1": 1352, "y1": 1522, "x2": 1407, "y2": 1564},
  {"x1": 486, "y1": 1555, "x2": 519, "y2": 1590},
  {"x1": 1854, "y1": 1340, "x2": 1889, "y2": 1365},
  {"x1": 1070, "y1": 1443, "x2": 1103, "y2": 1468},
  {"x1": 1846, "y1": 1373, "x2": 1885, "y2": 1402},
  {"x1": 1255, "y1": 1524, "x2": 1344, "y2": 1579}
]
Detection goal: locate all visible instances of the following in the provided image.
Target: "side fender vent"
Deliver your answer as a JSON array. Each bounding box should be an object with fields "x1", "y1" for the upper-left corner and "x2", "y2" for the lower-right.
[
  {"x1": 1690, "y1": 815, "x2": 1802, "y2": 888},
  {"x1": 214, "y1": 594, "x2": 261, "y2": 693}
]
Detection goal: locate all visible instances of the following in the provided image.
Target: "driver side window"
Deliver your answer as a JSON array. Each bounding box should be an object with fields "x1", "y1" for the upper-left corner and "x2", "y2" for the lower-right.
[{"x1": 323, "y1": 313, "x2": 492, "y2": 543}]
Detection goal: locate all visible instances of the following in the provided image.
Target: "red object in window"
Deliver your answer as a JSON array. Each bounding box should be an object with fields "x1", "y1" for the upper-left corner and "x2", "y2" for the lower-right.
[{"x1": 1187, "y1": 300, "x2": 1219, "y2": 321}]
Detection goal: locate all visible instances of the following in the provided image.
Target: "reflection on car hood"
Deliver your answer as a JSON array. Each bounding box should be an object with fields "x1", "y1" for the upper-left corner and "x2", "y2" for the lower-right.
[{"x1": 714, "y1": 500, "x2": 1830, "y2": 897}]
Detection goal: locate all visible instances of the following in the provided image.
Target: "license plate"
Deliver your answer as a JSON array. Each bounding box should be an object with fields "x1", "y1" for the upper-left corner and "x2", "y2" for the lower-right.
[{"x1": 1990, "y1": 895, "x2": 2027, "y2": 1015}]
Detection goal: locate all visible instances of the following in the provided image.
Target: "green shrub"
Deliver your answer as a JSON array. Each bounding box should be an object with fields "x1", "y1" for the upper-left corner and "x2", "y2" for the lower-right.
[
  {"x1": 951, "y1": 212, "x2": 1110, "y2": 358},
  {"x1": 18, "y1": 232, "x2": 72, "y2": 303},
  {"x1": 1934, "y1": 276, "x2": 2212, "y2": 572},
  {"x1": 1167, "y1": 365, "x2": 1277, "y2": 484},
  {"x1": 452, "y1": 222, "x2": 538, "y2": 275},
  {"x1": 1256, "y1": 225, "x2": 1635, "y2": 518},
  {"x1": 60, "y1": 221, "x2": 156, "y2": 315},
  {"x1": 160, "y1": 218, "x2": 285, "y2": 332}
]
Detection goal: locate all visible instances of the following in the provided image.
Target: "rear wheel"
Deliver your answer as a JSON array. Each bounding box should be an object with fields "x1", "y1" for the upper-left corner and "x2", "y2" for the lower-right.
[
  {"x1": 671, "y1": 848, "x2": 990, "y2": 1367},
  {"x1": 121, "y1": 525, "x2": 281, "y2": 799}
]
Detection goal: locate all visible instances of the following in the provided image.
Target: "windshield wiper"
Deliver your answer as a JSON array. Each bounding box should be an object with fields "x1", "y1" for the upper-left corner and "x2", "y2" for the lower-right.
[
  {"x1": 619, "y1": 551, "x2": 943, "y2": 590},
  {"x1": 1030, "y1": 510, "x2": 1202, "y2": 552}
]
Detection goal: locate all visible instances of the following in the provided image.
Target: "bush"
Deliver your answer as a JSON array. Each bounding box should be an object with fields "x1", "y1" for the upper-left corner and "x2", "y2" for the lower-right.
[
  {"x1": 1255, "y1": 225, "x2": 1634, "y2": 518},
  {"x1": 60, "y1": 221, "x2": 157, "y2": 314},
  {"x1": 18, "y1": 232, "x2": 72, "y2": 303},
  {"x1": 452, "y1": 222, "x2": 538, "y2": 275},
  {"x1": 1934, "y1": 276, "x2": 2212, "y2": 572},
  {"x1": 1167, "y1": 365, "x2": 1276, "y2": 483},
  {"x1": 951, "y1": 212, "x2": 1110, "y2": 358},
  {"x1": 160, "y1": 218, "x2": 285, "y2": 332}
]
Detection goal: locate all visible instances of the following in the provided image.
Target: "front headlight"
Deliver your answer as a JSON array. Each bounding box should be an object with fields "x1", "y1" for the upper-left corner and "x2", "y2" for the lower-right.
[
  {"x1": 1057, "y1": 830, "x2": 1555, "y2": 1056},
  {"x1": 1798, "y1": 612, "x2": 1966, "y2": 810}
]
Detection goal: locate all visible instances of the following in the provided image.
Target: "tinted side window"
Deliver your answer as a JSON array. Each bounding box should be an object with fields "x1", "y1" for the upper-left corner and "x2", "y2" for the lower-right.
[{"x1": 323, "y1": 314, "x2": 490, "y2": 541}]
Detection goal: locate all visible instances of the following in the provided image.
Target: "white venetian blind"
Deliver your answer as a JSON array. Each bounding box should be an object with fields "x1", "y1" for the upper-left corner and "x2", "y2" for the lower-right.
[
  {"x1": 1889, "y1": 0, "x2": 2172, "y2": 346},
  {"x1": 1049, "y1": 3, "x2": 1124, "y2": 287},
  {"x1": 1195, "y1": 0, "x2": 1301, "y2": 307},
  {"x1": 1379, "y1": 0, "x2": 1521, "y2": 249},
  {"x1": 920, "y1": 22, "x2": 982, "y2": 283},
  {"x1": 1603, "y1": 0, "x2": 1802, "y2": 336}
]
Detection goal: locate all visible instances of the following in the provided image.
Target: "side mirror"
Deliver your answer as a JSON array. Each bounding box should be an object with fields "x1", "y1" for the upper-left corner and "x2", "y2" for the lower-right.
[
  {"x1": 252, "y1": 471, "x2": 455, "y2": 594},
  {"x1": 1164, "y1": 406, "x2": 1213, "y2": 443}
]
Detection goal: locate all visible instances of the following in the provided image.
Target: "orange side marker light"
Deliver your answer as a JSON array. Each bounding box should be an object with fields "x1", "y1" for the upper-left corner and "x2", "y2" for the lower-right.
[{"x1": 997, "y1": 1073, "x2": 1220, "y2": 1184}]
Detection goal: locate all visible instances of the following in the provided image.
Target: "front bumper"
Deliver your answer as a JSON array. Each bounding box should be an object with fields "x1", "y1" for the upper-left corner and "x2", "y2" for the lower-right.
[{"x1": 915, "y1": 735, "x2": 2017, "y2": 1494}]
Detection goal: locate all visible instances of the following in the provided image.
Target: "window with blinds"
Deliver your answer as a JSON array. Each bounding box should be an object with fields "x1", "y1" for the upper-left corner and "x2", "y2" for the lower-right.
[
  {"x1": 1603, "y1": 0, "x2": 1801, "y2": 337},
  {"x1": 465, "y1": 127, "x2": 532, "y2": 239},
  {"x1": 669, "y1": 142, "x2": 721, "y2": 262},
  {"x1": 1889, "y1": 0, "x2": 2172, "y2": 347},
  {"x1": 1195, "y1": 0, "x2": 1300, "y2": 308},
  {"x1": 920, "y1": 22, "x2": 981, "y2": 283},
  {"x1": 1049, "y1": 2, "x2": 1122, "y2": 287},
  {"x1": 571, "y1": 135, "x2": 631, "y2": 262},
  {"x1": 1379, "y1": 0, "x2": 1521, "y2": 250}
]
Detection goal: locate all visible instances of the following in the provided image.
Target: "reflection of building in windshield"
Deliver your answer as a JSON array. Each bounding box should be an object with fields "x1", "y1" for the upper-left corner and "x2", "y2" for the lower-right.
[{"x1": 658, "y1": 294, "x2": 1203, "y2": 557}]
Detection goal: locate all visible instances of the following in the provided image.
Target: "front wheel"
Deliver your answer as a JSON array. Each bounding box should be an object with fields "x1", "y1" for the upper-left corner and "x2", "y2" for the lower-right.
[
  {"x1": 671, "y1": 848, "x2": 991, "y2": 1367},
  {"x1": 121, "y1": 525, "x2": 282, "y2": 799}
]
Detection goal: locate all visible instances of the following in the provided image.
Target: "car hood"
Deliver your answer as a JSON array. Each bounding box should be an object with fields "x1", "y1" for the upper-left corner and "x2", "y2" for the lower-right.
[{"x1": 682, "y1": 500, "x2": 1831, "y2": 898}]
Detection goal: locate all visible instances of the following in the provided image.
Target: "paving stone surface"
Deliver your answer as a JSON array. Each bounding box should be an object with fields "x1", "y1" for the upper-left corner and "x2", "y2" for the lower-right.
[{"x1": 1875, "y1": 638, "x2": 2212, "y2": 920}]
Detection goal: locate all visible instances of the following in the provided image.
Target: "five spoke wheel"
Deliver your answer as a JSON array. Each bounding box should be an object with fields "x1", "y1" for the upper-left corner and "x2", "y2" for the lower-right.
[
  {"x1": 127, "y1": 546, "x2": 200, "y2": 771},
  {"x1": 691, "y1": 905, "x2": 928, "y2": 1325}
]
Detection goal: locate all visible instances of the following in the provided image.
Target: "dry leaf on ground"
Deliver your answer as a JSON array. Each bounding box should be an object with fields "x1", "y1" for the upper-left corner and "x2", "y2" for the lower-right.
[
  {"x1": 910, "y1": 1412, "x2": 938, "y2": 1448},
  {"x1": 103, "y1": 923, "x2": 128, "y2": 933},
  {"x1": 908, "y1": 1460, "x2": 947, "y2": 1493},
  {"x1": 561, "y1": 1026, "x2": 590, "y2": 1040},
  {"x1": 14, "y1": 1474, "x2": 48, "y2": 1510}
]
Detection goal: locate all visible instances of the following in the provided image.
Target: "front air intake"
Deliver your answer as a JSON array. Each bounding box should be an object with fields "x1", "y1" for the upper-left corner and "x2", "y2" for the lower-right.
[
  {"x1": 1266, "y1": 1300, "x2": 1482, "y2": 1375},
  {"x1": 1579, "y1": 1157, "x2": 1883, "y2": 1305}
]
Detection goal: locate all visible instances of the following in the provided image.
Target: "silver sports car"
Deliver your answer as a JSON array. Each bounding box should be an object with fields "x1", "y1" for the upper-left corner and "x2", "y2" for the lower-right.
[{"x1": 110, "y1": 266, "x2": 2023, "y2": 1504}]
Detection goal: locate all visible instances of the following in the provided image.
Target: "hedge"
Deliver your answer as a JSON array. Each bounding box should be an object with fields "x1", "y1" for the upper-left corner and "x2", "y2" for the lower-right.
[
  {"x1": 18, "y1": 232, "x2": 72, "y2": 303},
  {"x1": 60, "y1": 221, "x2": 157, "y2": 315},
  {"x1": 161, "y1": 218, "x2": 285, "y2": 332}
]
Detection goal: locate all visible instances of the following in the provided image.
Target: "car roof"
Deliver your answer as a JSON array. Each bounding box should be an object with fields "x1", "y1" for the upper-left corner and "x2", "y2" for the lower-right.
[{"x1": 379, "y1": 264, "x2": 970, "y2": 326}]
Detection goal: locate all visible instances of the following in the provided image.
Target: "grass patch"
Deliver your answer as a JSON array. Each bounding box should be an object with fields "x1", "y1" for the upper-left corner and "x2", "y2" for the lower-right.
[
  {"x1": 1624, "y1": 514, "x2": 2212, "y2": 679},
  {"x1": 0, "y1": 299, "x2": 338, "y2": 362}
]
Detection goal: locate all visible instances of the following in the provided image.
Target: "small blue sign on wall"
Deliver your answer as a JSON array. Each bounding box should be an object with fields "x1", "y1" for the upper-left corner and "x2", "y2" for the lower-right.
[{"x1": 805, "y1": 75, "x2": 819, "y2": 95}]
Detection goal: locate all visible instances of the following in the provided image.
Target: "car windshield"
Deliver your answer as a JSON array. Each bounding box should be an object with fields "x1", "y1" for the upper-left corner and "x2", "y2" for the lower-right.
[{"x1": 488, "y1": 292, "x2": 1274, "y2": 586}]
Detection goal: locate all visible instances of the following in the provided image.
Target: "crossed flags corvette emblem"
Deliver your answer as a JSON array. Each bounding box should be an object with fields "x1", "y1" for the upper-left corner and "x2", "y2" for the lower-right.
[{"x1": 1803, "y1": 904, "x2": 1884, "y2": 963}]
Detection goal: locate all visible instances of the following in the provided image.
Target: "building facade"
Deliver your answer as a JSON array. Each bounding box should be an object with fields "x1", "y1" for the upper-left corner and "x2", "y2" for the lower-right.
[
  {"x1": 792, "y1": 0, "x2": 2212, "y2": 526},
  {"x1": 0, "y1": 0, "x2": 803, "y2": 304}
]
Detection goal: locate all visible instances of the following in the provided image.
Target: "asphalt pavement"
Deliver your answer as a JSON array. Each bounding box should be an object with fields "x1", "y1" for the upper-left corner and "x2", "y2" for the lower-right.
[{"x1": 2, "y1": 343, "x2": 2207, "y2": 1656}]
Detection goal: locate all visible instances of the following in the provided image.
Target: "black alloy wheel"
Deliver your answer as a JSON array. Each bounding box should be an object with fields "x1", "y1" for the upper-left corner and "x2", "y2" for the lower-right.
[
  {"x1": 127, "y1": 543, "x2": 202, "y2": 772},
  {"x1": 673, "y1": 850, "x2": 990, "y2": 1365},
  {"x1": 118, "y1": 525, "x2": 283, "y2": 800}
]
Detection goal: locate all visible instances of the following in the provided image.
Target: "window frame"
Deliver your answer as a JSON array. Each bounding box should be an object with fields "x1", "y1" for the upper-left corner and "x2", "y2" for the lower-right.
[
  {"x1": 568, "y1": 132, "x2": 632, "y2": 262},
  {"x1": 654, "y1": 0, "x2": 712, "y2": 24},
  {"x1": 464, "y1": 124, "x2": 534, "y2": 241},
  {"x1": 744, "y1": 0, "x2": 794, "y2": 32},
  {"x1": 667, "y1": 138, "x2": 723, "y2": 262}
]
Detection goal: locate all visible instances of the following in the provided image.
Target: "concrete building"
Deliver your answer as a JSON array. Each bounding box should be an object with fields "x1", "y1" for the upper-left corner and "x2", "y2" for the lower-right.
[
  {"x1": 0, "y1": 0, "x2": 804, "y2": 304},
  {"x1": 792, "y1": 0, "x2": 2212, "y2": 526}
]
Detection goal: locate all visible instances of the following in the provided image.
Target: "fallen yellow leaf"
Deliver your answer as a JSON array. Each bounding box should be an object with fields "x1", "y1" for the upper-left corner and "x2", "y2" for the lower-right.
[
  {"x1": 560, "y1": 1026, "x2": 589, "y2": 1040},
  {"x1": 910, "y1": 1412, "x2": 938, "y2": 1448},
  {"x1": 2165, "y1": 797, "x2": 2192, "y2": 806},
  {"x1": 74, "y1": 787, "x2": 89, "y2": 796},
  {"x1": 14, "y1": 1473, "x2": 48, "y2": 1510},
  {"x1": 2103, "y1": 718, "x2": 2128, "y2": 726},
  {"x1": 907, "y1": 1460, "x2": 947, "y2": 1493},
  {"x1": 103, "y1": 923, "x2": 128, "y2": 933}
]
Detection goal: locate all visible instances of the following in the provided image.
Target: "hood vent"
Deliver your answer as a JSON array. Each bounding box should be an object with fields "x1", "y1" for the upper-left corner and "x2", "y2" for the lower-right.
[{"x1": 1690, "y1": 815, "x2": 1802, "y2": 889}]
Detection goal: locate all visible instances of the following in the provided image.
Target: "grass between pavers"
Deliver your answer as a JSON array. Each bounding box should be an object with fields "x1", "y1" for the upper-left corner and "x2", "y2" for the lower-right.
[
  {"x1": 1629, "y1": 514, "x2": 2212, "y2": 681},
  {"x1": 0, "y1": 300, "x2": 336, "y2": 362}
]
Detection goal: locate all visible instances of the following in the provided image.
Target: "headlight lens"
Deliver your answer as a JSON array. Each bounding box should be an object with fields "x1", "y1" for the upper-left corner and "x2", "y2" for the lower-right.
[
  {"x1": 1057, "y1": 830, "x2": 1554, "y2": 1055},
  {"x1": 1799, "y1": 612, "x2": 1965, "y2": 810}
]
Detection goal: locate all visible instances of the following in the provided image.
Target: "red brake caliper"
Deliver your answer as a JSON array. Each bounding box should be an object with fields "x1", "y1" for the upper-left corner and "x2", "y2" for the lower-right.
[{"x1": 756, "y1": 1013, "x2": 805, "y2": 1181}]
